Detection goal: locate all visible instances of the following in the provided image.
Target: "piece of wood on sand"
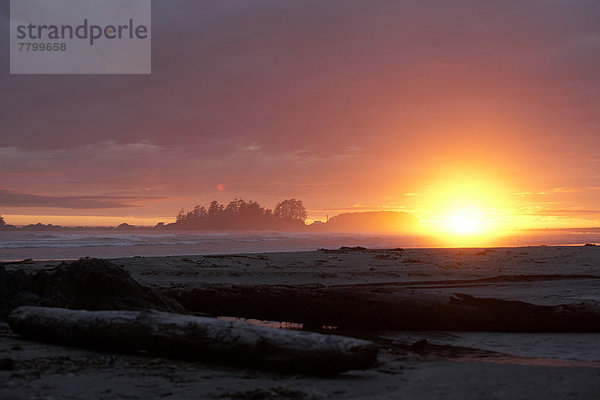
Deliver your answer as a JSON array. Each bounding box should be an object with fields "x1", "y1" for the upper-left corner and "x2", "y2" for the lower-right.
[
  {"x1": 8, "y1": 306, "x2": 378, "y2": 375},
  {"x1": 171, "y1": 284, "x2": 600, "y2": 332}
]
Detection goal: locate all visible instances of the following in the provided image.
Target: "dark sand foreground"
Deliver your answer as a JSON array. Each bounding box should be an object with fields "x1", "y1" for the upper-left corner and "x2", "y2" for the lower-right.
[{"x1": 2, "y1": 246, "x2": 600, "y2": 399}]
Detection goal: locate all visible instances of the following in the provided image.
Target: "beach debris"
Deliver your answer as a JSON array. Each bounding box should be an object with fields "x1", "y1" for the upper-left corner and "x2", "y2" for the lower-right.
[
  {"x1": 410, "y1": 339, "x2": 429, "y2": 353},
  {"x1": 475, "y1": 249, "x2": 495, "y2": 255},
  {"x1": 0, "y1": 357, "x2": 15, "y2": 370},
  {"x1": 374, "y1": 254, "x2": 399, "y2": 260},
  {"x1": 203, "y1": 254, "x2": 269, "y2": 260},
  {"x1": 216, "y1": 386, "x2": 318, "y2": 399},
  {"x1": 9, "y1": 306, "x2": 378, "y2": 375},
  {"x1": 0, "y1": 321, "x2": 12, "y2": 335},
  {"x1": 0, "y1": 258, "x2": 184, "y2": 321},
  {"x1": 171, "y1": 283, "x2": 600, "y2": 332},
  {"x1": 0, "y1": 258, "x2": 35, "y2": 266},
  {"x1": 319, "y1": 247, "x2": 373, "y2": 254},
  {"x1": 339, "y1": 246, "x2": 368, "y2": 251},
  {"x1": 181, "y1": 257, "x2": 204, "y2": 265}
]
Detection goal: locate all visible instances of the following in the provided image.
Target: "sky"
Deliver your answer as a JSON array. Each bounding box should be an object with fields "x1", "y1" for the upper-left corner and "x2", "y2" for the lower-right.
[{"x1": 1, "y1": 0, "x2": 600, "y2": 231}]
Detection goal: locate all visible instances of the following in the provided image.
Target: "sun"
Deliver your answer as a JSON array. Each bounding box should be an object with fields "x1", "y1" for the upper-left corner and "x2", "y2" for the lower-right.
[
  {"x1": 447, "y1": 212, "x2": 482, "y2": 235},
  {"x1": 411, "y1": 175, "x2": 519, "y2": 245},
  {"x1": 432, "y1": 207, "x2": 504, "y2": 246}
]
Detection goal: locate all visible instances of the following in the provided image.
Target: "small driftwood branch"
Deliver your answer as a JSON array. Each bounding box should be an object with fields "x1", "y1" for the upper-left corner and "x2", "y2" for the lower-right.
[{"x1": 8, "y1": 306, "x2": 378, "y2": 375}]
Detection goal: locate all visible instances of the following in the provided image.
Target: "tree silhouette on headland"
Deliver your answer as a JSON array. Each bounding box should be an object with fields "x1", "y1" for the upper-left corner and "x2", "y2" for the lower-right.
[
  {"x1": 274, "y1": 199, "x2": 308, "y2": 222},
  {"x1": 170, "y1": 198, "x2": 307, "y2": 230},
  {"x1": 0, "y1": 215, "x2": 16, "y2": 230}
]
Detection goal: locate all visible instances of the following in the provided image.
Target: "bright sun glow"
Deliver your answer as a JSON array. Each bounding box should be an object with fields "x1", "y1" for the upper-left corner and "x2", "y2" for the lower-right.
[
  {"x1": 433, "y1": 206, "x2": 505, "y2": 246},
  {"x1": 413, "y1": 175, "x2": 520, "y2": 246},
  {"x1": 446, "y1": 212, "x2": 482, "y2": 235}
]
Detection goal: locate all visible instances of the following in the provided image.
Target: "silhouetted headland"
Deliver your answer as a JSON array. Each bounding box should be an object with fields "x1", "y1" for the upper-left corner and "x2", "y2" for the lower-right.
[{"x1": 0, "y1": 200, "x2": 421, "y2": 233}]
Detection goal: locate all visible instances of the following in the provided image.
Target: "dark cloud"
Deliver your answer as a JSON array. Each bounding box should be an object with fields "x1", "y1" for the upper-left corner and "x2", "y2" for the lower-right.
[
  {"x1": 0, "y1": 189, "x2": 152, "y2": 209},
  {"x1": 2, "y1": 0, "x2": 600, "y2": 151}
]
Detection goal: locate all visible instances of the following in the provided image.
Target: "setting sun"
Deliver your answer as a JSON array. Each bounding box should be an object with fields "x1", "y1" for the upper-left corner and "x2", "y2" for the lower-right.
[
  {"x1": 429, "y1": 206, "x2": 505, "y2": 247},
  {"x1": 446, "y1": 212, "x2": 483, "y2": 235},
  {"x1": 407, "y1": 174, "x2": 522, "y2": 245}
]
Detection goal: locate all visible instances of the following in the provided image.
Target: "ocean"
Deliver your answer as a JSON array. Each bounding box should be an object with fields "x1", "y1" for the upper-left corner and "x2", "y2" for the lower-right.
[{"x1": 1, "y1": 229, "x2": 599, "y2": 261}]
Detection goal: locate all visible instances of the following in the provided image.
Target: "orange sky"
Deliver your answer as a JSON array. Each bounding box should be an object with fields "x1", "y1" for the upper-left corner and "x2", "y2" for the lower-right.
[{"x1": 1, "y1": 1, "x2": 600, "y2": 233}]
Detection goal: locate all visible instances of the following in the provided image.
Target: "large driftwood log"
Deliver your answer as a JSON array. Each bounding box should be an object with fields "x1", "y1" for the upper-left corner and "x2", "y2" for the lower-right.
[
  {"x1": 170, "y1": 284, "x2": 600, "y2": 332},
  {"x1": 8, "y1": 306, "x2": 378, "y2": 375}
]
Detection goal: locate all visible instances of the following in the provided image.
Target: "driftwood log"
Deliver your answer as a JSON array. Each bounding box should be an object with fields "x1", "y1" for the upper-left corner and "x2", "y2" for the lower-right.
[
  {"x1": 8, "y1": 306, "x2": 378, "y2": 375},
  {"x1": 169, "y1": 284, "x2": 600, "y2": 332}
]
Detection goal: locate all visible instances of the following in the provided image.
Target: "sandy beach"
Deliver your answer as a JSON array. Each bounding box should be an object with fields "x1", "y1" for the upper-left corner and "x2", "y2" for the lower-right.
[
  {"x1": 10, "y1": 245, "x2": 598, "y2": 305},
  {"x1": 2, "y1": 245, "x2": 600, "y2": 399}
]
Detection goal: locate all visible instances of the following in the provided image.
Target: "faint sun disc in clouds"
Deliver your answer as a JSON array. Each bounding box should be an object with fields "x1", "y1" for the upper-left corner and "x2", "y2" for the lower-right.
[{"x1": 217, "y1": 183, "x2": 226, "y2": 192}]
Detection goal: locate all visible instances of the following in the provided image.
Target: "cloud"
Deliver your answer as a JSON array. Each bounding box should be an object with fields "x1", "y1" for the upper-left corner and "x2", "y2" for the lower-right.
[
  {"x1": 526, "y1": 209, "x2": 600, "y2": 217},
  {"x1": 0, "y1": 141, "x2": 164, "y2": 188},
  {"x1": 514, "y1": 187, "x2": 600, "y2": 196},
  {"x1": 550, "y1": 187, "x2": 600, "y2": 194},
  {"x1": 0, "y1": 189, "x2": 154, "y2": 209},
  {"x1": 2, "y1": 0, "x2": 600, "y2": 155}
]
